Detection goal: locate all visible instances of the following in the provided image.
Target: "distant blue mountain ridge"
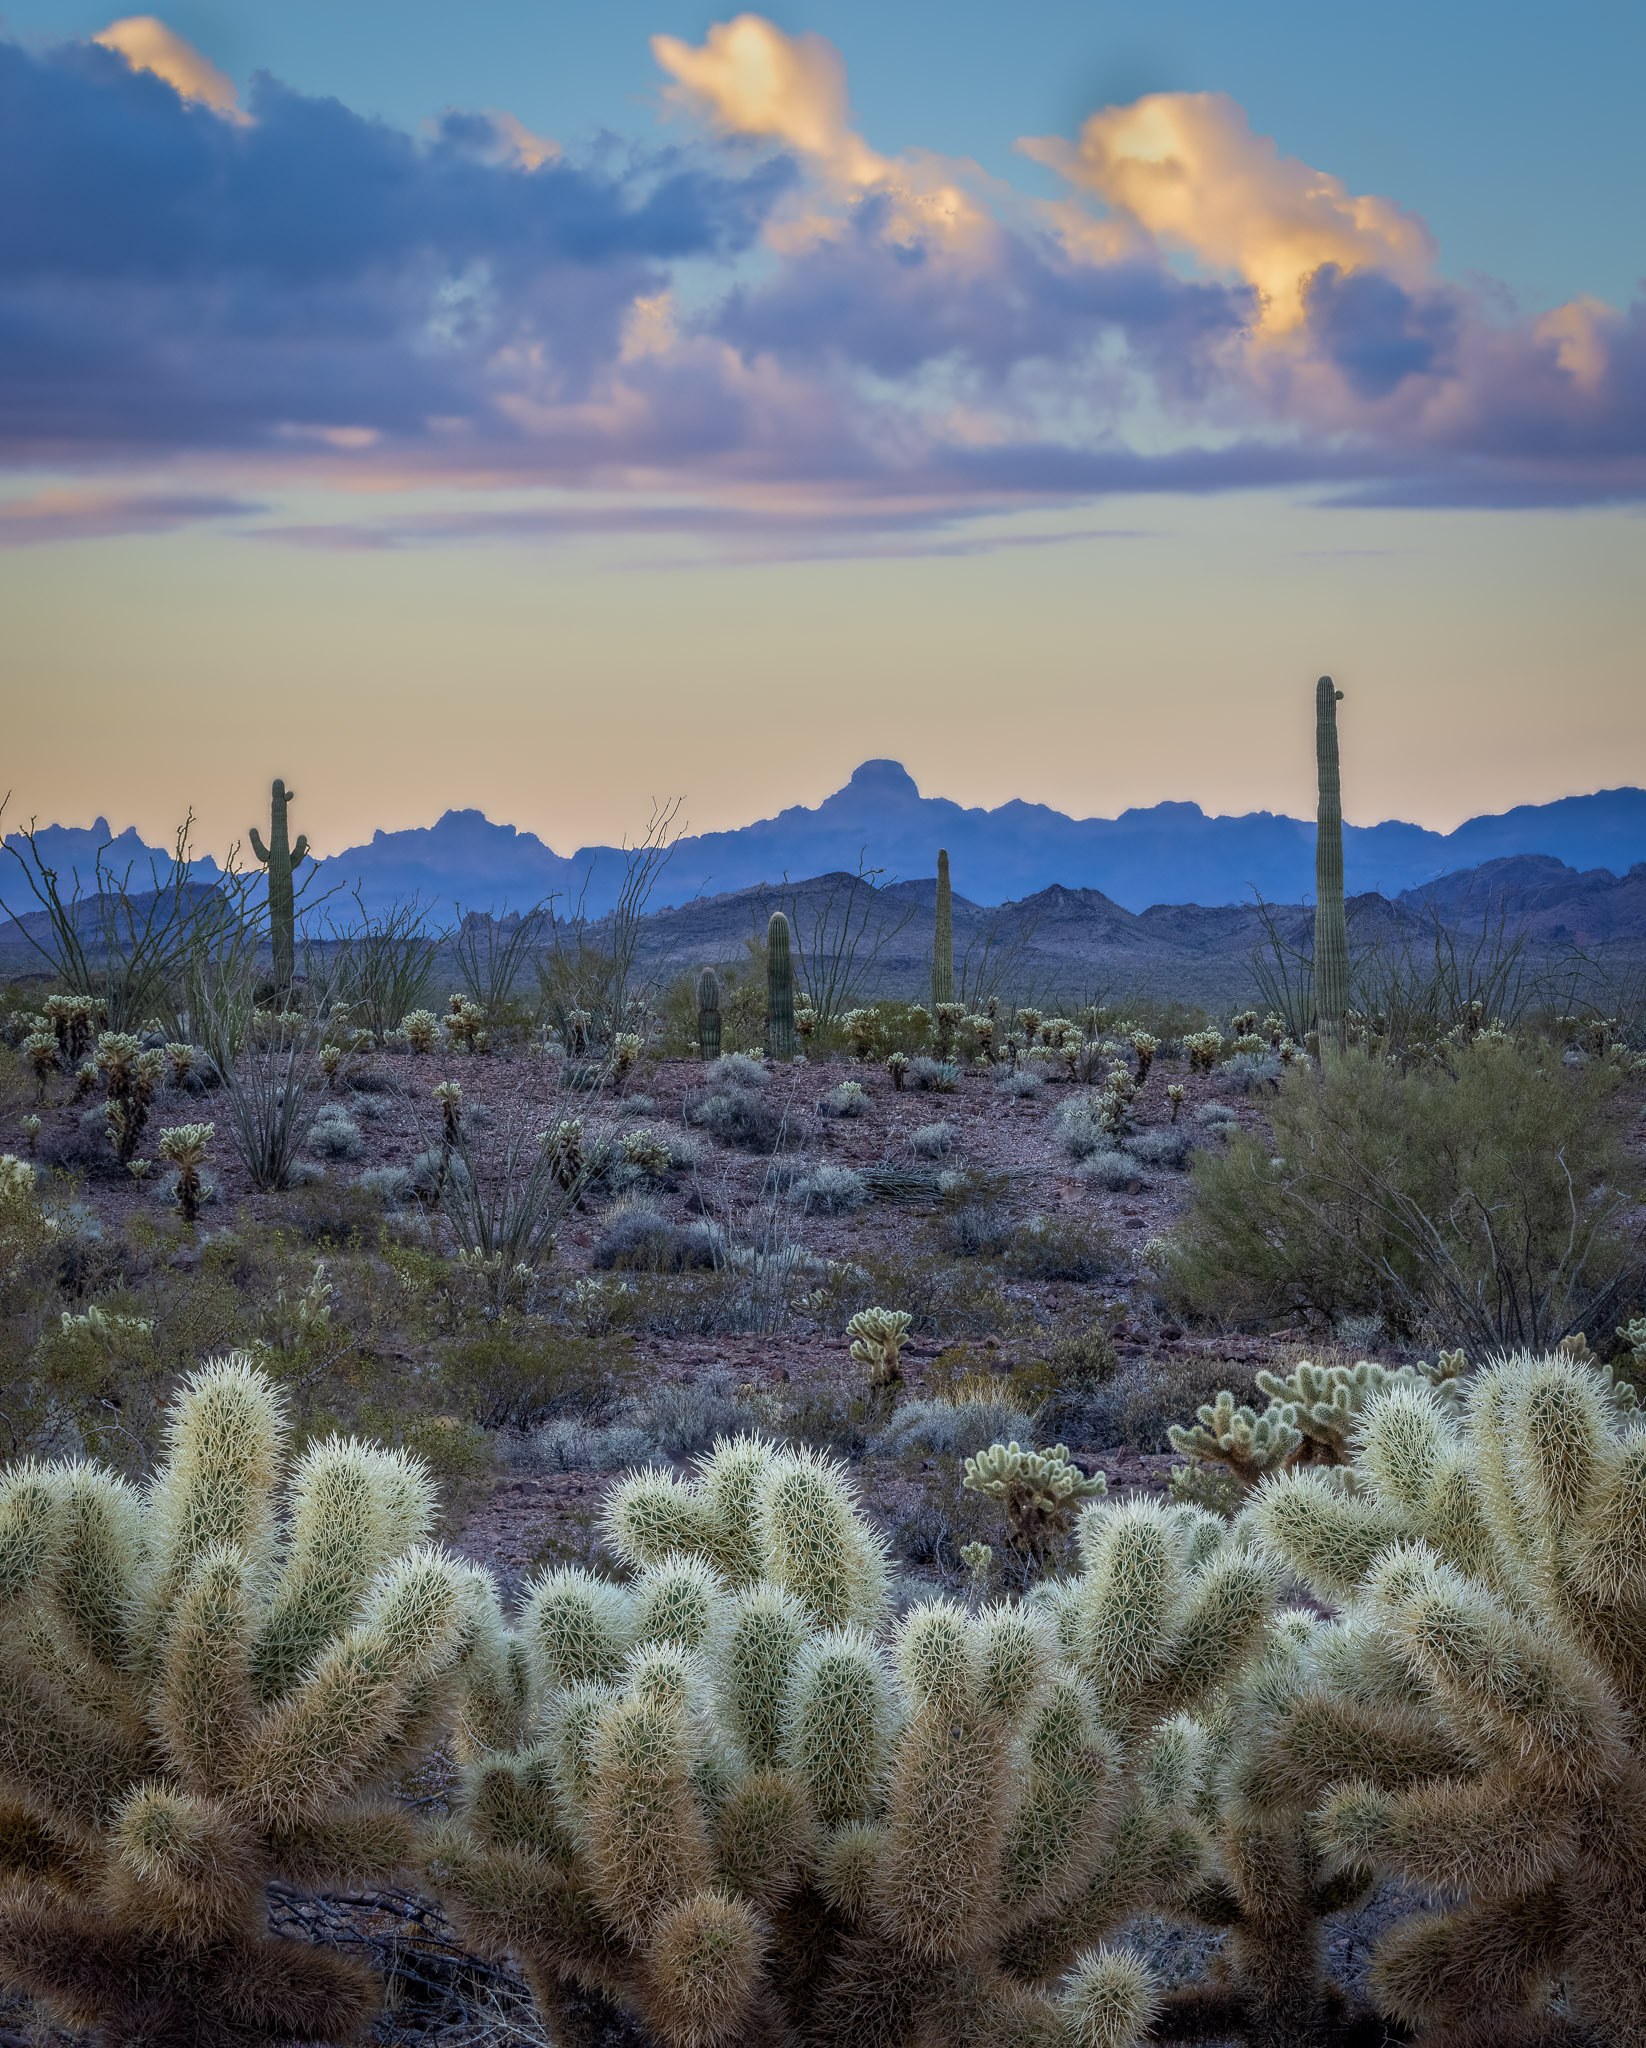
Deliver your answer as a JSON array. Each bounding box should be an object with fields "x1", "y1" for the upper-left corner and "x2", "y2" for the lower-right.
[{"x1": 8, "y1": 763, "x2": 1646, "y2": 922}]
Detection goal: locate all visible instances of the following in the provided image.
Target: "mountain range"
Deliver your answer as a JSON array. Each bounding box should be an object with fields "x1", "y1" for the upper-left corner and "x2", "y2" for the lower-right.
[{"x1": 7, "y1": 762, "x2": 1646, "y2": 923}]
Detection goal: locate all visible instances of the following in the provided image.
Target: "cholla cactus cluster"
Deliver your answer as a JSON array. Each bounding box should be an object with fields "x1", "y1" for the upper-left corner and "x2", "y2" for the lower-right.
[
  {"x1": 962, "y1": 1442, "x2": 1108, "y2": 1564},
  {"x1": 540, "y1": 1117, "x2": 584, "y2": 1189},
  {"x1": 1129, "y1": 1031, "x2": 1159, "y2": 1085},
  {"x1": 444, "y1": 995, "x2": 489, "y2": 1054},
  {"x1": 43, "y1": 993, "x2": 104, "y2": 1067},
  {"x1": 21, "y1": 1031, "x2": 56, "y2": 1089},
  {"x1": 1252, "y1": 1350, "x2": 1646, "y2": 2041},
  {"x1": 847, "y1": 1306, "x2": 912, "y2": 1390},
  {"x1": 97, "y1": 1031, "x2": 166, "y2": 1167},
  {"x1": 620, "y1": 1127, "x2": 672, "y2": 1177},
  {"x1": 610, "y1": 1031, "x2": 646, "y2": 1087},
  {"x1": 157, "y1": 1121, "x2": 215, "y2": 1224},
  {"x1": 1182, "y1": 1030, "x2": 1223, "y2": 1076},
  {"x1": 839, "y1": 1009, "x2": 880, "y2": 1061},
  {"x1": 432, "y1": 1078, "x2": 463, "y2": 1146},
  {"x1": 0, "y1": 1359, "x2": 494, "y2": 2043},
  {"x1": 884, "y1": 1051, "x2": 909, "y2": 1090},
  {"x1": 439, "y1": 1439, "x2": 1278, "y2": 2048},
  {"x1": 932, "y1": 1001, "x2": 966, "y2": 1061},
  {"x1": 399, "y1": 1009, "x2": 440, "y2": 1053}
]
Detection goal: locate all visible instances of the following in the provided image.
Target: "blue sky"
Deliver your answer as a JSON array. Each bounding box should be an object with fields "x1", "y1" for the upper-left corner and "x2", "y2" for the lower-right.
[{"x1": 1, "y1": 1, "x2": 1642, "y2": 858}]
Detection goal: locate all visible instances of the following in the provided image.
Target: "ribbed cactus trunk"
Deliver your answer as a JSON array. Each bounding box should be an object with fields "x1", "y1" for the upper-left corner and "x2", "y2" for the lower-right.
[
  {"x1": 1313, "y1": 678, "x2": 1348, "y2": 1048},
  {"x1": 696, "y1": 968, "x2": 721, "y2": 1061},
  {"x1": 765, "y1": 912, "x2": 795, "y2": 1061},
  {"x1": 249, "y1": 778, "x2": 309, "y2": 994},
  {"x1": 932, "y1": 849, "x2": 954, "y2": 1008}
]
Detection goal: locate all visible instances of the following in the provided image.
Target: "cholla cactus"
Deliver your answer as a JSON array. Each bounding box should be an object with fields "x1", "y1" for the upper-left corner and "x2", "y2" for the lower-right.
[
  {"x1": 563, "y1": 1009, "x2": 593, "y2": 1057},
  {"x1": 1129, "y1": 1031, "x2": 1159, "y2": 1085},
  {"x1": 1167, "y1": 1083, "x2": 1185, "y2": 1123},
  {"x1": 610, "y1": 1032, "x2": 645, "y2": 1088},
  {"x1": 0, "y1": 1359, "x2": 492, "y2": 2043},
  {"x1": 885, "y1": 1051, "x2": 909, "y2": 1090},
  {"x1": 794, "y1": 1003, "x2": 817, "y2": 1047},
  {"x1": 848, "y1": 1306, "x2": 911, "y2": 1391},
  {"x1": 1253, "y1": 1352, "x2": 1646, "y2": 2041},
  {"x1": 839, "y1": 1009, "x2": 879, "y2": 1061},
  {"x1": 21, "y1": 1031, "x2": 56, "y2": 1090},
  {"x1": 318, "y1": 1043, "x2": 344, "y2": 1083},
  {"x1": 445, "y1": 995, "x2": 489, "y2": 1055},
  {"x1": 620, "y1": 1127, "x2": 671, "y2": 1177},
  {"x1": 165, "y1": 1041, "x2": 197, "y2": 1087},
  {"x1": 439, "y1": 1442, "x2": 1271, "y2": 2048},
  {"x1": 541, "y1": 1117, "x2": 584, "y2": 1189},
  {"x1": 933, "y1": 1002, "x2": 966, "y2": 1061},
  {"x1": 97, "y1": 1031, "x2": 165, "y2": 1166},
  {"x1": 962, "y1": 1442, "x2": 1108, "y2": 1565},
  {"x1": 1018, "y1": 1009, "x2": 1043, "y2": 1043},
  {"x1": 157, "y1": 1121, "x2": 215, "y2": 1225},
  {"x1": 43, "y1": 993, "x2": 102, "y2": 1067},
  {"x1": 1182, "y1": 1031, "x2": 1223, "y2": 1077},
  {"x1": 1170, "y1": 1393, "x2": 1304, "y2": 1497},
  {"x1": 432, "y1": 1078, "x2": 463, "y2": 1148},
  {"x1": 18, "y1": 1116, "x2": 40, "y2": 1155},
  {"x1": 401, "y1": 1009, "x2": 440, "y2": 1054}
]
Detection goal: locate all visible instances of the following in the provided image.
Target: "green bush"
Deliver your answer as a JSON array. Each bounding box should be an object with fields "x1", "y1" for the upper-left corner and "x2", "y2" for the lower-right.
[{"x1": 1160, "y1": 1038, "x2": 1643, "y2": 1346}]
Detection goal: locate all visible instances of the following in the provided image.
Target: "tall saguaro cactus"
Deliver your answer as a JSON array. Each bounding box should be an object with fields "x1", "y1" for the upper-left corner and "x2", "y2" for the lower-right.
[
  {"x1": 250, "y1": 779, "x2": 309, "y2": 994},
  {"x1": 696, "y1": 968, "x2": 722, "y2": 1062},
  {"x1": 1312, "y1": 679, "x2": 1348, "y2": 1046},
  {"x1": 765, "y1": 912, "x2": 795, "y2": 1061},
  {"x1": 932, "y1": 848, "x2": 954, "y2": 1007}
]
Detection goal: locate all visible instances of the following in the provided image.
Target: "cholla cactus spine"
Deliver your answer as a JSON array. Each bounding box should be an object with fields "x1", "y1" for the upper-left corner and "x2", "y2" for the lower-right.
[
  {"x1": 249, "y1": 778, "x2": 309, "y2": 994},
  {"x1": 932, "y1": 849, "x2": 954, "y2": 1008},
  {"x1": 695, "y1": 969, "x2": 721, "y2": 1063},
  {"x1": 765, "y1": 914, "x2": 794, "y2": 1062}
]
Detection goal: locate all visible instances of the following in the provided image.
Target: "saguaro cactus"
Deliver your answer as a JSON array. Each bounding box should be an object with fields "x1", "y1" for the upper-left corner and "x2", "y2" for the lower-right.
[
  {"x1": 765, "y1": 912, "x2": 794, "y2": 1061},
  {"x1": 696, "y1": 968, "x2": 722, "y2": 1062},
  {"x1": 250, "y1": 779, "x2": 310, "y2": 994},
  {"x1": 932, "y1": 849, "x2": 954, "y2": 1007},
  {"x1": 1312, "y1": 679, "x2": 1348, "y2": 1047}
]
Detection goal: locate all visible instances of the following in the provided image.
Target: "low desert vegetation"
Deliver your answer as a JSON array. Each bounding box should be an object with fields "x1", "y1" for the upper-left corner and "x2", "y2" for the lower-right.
[{"x1": 2, "y1": 790, "x2": 1645, "y2": 2045}]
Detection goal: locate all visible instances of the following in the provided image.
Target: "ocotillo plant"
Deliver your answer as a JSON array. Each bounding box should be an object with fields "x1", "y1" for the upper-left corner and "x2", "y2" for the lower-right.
[
  {"x1": 766, "y1": 911, "x2": 795, "y2": 1061},
  {"x1": 1313, "y1": 679, "x2": 1348, "y2": 1048},
  {"x1": 437, "y1": 1441, "x2": 1279, "y2": 2048},
  {"x1": 932, "y1": 848, "x2": 954, "y2": 1007},
  {"x1": 0, "y1": 1357, "x2": 496, "y2": 2045},
  {"x1": 696, "y1": 968, "x2": 722, "y2": 1062},
  {"x1": 250, "y1": 778, "x2": 310, "y2": 995},
  {"x1": 1253, "y1": 1352, "x2": 1646, "y2": 2041}
]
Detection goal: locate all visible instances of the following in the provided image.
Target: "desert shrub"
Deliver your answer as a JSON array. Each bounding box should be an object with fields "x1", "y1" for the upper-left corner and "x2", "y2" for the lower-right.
[
  {"x1": 306, "y1": 1107, "x2": 365, "y2": 1160},
  {"x1": 684, "y1": 1085, "x2": 785, "y2": 1153},
  {"x1": 1037, "y1": 1313, "x2": 1121, "y2": 1390},
  {"x1": 519, "y1": 1416, "x2": 660, "y2": 1473},
  {"x1": 788, "y1": 1163, "x2": 868, "y2": 1214},
  {"x1": 1163, "y1": 1038, "x2": 1643, "y2": 1345},
  {"x1": 1123, "y1": 1126, "x2": 1193, "y2": 1170},
  {"x1": 1074, "y1": 1151, "x2": 1145, "y2": 1193},
  {"x1": 937, "y1": 1200, "x2": 1013, "y2": 1258},
  {"x1": 707, "y1": 1051, "x2": 768, "y2": 1089},
  {"x1": 907, "y1": 1055, "x2": 959, "y2": 1092},
  {"x1": 1054, "y1": 1094, "x2": 1123, "y2": 1160},
  {"x1": 1003, "y1": 1214, "x2": 1116, "y2": 1283},
  {"x1": 1194, "y1": 1100, "x2": 1238, "y2": 1128},
  {"x1": 820, "y1": 1079, "x2": 870, "y2": 1118},
  {"x1": 616, "y1": 1093, "x2": 655, "y2": 1117},
  {"x1": 437, "y1": 1329, "x2": 627, "y2": 1429},
  {"x1": 996, "y1": 1067, "x2": 1043, "y2": 1100},
  {"x1": 355, "y1": 1164, "x2": 414, "y2": 1207},
  {"x1": 1055, "y1": 1350, "x2": 1262, "y2": 1452},
  {"x1": 872, "y1": 1393, "x2": 1038, "y2": 1459},
  {"x1": 631, "y1": 1370, "x2": 762, "y2": 1457},
  {"x1": 910, "y1": 1120, "x2": 954, "y2": 1157},
  {"x1": 592, "y1": 1199, "x2": 724, "y2": 1272},
  {"x1": 266, "y1": 1179, "x2": 387, "y2": 1246},
  {"x1": 1219, "y1": 1051, "x2": 1282, "y2": 1093}
]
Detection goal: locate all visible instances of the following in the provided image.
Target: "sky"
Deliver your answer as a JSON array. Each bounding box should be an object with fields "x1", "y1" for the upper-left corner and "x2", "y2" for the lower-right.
[{"x1": 1, "y1": 1, "x2": 1643, "y2": 861}]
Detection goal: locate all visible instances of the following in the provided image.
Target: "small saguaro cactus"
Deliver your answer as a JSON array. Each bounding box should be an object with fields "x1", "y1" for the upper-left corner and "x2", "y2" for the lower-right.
[
  {"x1": 0, "y1": 1358, "x2": 495, "y2": 2045},
  {"x1": 932, "y1": 849, "x2": 955, "y2": 1007},
  {"x1": 765, "y1": 912, "x2": 795, "y2": 1062},
  {"x1": 1312, "y1": 678, "x2": 1348, "y2": 1048},
  {"x1": 249, "y1": 779, "x2": 310, "y2": 995},
  {"x1": 696, "y1": 968, "x2": 722, "y2": 1062}
]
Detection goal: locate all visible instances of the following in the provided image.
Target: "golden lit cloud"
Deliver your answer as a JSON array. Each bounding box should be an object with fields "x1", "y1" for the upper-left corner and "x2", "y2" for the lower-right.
[
  {"x1": 652, "y1": 15, "x2": 981, "y2": 245},
  {"x1": 1024, "y1": 91, "x2": 1434, "y2": 332},
  {"x1": 1534, "y1": 296, "x2": 1614, "y2": 392},
  {"x1": 93, "y1": 16, "x2": 246, "y2": 121}
]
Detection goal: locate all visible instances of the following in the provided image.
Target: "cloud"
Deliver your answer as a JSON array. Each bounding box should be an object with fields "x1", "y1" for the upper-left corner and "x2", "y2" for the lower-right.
[
  {"x1": 0, "y1": 17, "x2": 1642, "y2": 533},
  {"x1": 0, "y1": 485, "x2": 258, "y2": 543},
  {"x1": 1023, "y1": 91, "x2": 1434, "y2": 332},
  {"x1": 92, "y1": 15, "x2": 245, "y2": 120}
]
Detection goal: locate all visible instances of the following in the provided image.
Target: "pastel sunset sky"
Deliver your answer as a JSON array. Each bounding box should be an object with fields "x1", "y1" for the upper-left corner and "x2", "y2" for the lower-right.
[{"x1": 2, "y1": 1, "x2": 1642, "y2": 857}]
